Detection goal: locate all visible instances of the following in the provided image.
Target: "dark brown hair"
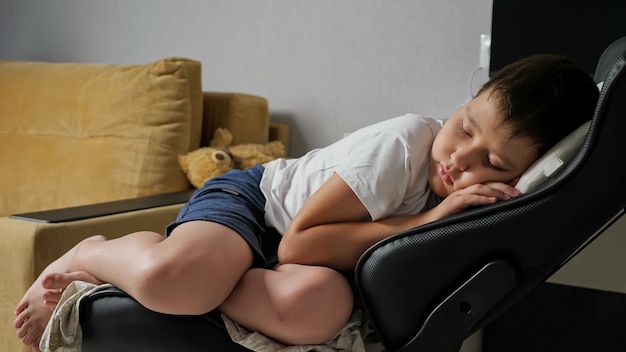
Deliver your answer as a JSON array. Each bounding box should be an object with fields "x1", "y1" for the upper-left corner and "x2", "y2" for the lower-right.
[{"x1": 477, "y1": 54, "x2": 599, "y2": 154}]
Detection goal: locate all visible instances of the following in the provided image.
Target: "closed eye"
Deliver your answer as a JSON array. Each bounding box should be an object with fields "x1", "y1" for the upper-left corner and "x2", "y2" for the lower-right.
[
  {"x1": 486, "y1": 155, "x2": 505, "y2": 171},
  {"x1": 459, "y1": 119, "x2": 471, "y2": 137}
]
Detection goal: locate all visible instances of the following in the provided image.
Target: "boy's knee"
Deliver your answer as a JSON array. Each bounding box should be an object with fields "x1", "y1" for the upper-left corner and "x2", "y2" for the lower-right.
[
  {"x1": 273, "y1": 265, "x2": 354, "y2": 344},
  {"x1": 279, "y1": 265, "x2": 352, "y2": 304},
  {"x1": 128, "y1": 253, "x2": 223, "y2": 314},
  {"x1": 129, "y1": 254, "x2": 177, "y2": 306}
]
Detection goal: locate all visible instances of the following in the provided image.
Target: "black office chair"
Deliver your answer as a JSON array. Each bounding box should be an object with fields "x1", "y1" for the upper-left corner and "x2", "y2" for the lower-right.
[
  {"x1": 80, "y1": 37, "x2": 626, "y2": 352},
  {"x1": 354, "y1": 37, "x2": 626, "y2": 352}
]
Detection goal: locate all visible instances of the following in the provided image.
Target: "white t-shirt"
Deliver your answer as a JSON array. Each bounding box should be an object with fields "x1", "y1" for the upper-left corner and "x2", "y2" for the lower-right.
[{"x1": 260, "y1": 113, "x2": 443, "y2": 235}]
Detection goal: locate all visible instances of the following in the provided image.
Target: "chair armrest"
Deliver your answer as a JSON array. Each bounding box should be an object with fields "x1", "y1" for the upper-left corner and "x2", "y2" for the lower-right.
[
  {"x1": 80, "y1": 287, "x2": 250, "y2": 352},
  {"x1": 0, "y1": 192, "x2": 191, "y2": 352}
]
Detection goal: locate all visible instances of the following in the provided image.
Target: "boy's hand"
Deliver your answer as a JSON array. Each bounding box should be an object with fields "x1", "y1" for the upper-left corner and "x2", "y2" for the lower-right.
[{"x1": 435, "y1": 182, "x2": 521, "y2": 217}]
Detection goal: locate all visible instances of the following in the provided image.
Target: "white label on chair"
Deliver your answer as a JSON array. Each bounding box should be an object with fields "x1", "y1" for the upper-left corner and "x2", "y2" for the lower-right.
[{"x1": 543, "y1": 157, "x2": 564, "y2": 177}]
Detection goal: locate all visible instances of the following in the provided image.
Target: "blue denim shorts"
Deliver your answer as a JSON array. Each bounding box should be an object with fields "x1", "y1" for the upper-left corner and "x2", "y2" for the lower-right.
[{"x1": 165, "y1": 164, "x2": 281, "y2": 268}]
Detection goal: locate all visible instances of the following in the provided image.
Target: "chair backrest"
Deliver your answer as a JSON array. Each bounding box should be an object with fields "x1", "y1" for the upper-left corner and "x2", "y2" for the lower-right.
[{"x1": 355, "y1": 37, "x2": 626, "y2": 352}]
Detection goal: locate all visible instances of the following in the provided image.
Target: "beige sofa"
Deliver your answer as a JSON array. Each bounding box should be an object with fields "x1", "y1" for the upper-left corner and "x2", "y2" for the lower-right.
[{"x1": 0, "y1": 58, "x2": 289, "y2": 352}]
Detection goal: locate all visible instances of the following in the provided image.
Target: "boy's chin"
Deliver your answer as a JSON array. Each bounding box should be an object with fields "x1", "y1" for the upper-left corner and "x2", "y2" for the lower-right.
[
  {"x1": 433, "y1": 189, "x2": 450, "y2": 199},
  {"x1": 428, "y1": 180, "x2": 450, "y2": 198}
]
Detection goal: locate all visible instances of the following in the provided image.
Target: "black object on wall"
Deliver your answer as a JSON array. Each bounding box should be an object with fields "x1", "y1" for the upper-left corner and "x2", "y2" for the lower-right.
[{"x1": 490, "y1": 0, "x2": 626, "y2": 76}]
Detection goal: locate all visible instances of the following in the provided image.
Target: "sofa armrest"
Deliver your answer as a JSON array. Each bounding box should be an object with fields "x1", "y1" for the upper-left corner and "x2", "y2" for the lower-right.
[
  {"x1": 0, "y1": 193, "x2": 190, "y2": 352},
  {"x1": 10, "y1": 190, "x2": 194, "y2": 223}
]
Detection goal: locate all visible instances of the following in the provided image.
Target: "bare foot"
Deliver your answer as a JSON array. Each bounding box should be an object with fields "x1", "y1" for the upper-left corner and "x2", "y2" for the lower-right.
[{"x1": 13, "y1": 235, "x2": 106, "y2": 350}]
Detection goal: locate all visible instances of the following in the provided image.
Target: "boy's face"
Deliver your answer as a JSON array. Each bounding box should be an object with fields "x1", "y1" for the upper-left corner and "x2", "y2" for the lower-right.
[{"x1": 429, "y1": 90, "x2": 540, "y2": 198}]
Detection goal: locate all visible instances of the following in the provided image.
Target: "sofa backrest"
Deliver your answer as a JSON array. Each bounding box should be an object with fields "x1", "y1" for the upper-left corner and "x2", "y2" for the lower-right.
[
  {"x1": 0, "y1": 58, "x2": 203, "y2": 216},
  {"x1": 201, "y1": 92, "x2": 270, "y2": 147}
]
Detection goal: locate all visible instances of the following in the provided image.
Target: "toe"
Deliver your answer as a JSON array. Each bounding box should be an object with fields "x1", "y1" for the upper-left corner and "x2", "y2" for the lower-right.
[
  {"x1": 41, "y1": 272, "x2": 70, "y2": 290},
  {"x1": 17, "y1": 312, "x2": 46, "y2": 349},
  {"x1": 42, "y1": 289, "x2": 63, "y2": 303},
  {"x1": 22, "y1": 329, "x2": 34, "y2": 345},
  {"x1": 14, "y1": 308, "x2": 28, "y2": 329},
  {"x1": 42, "y1": 271, "x2": 103, "y2": 290},
  {"x1": 44, "y1": 300, "x2": 59, "y2": 310},
  {"x1": 15, "y1": 317, "x2": 29, "y2": 339},
  {"x1": 28, "y1": 331, "x2": 43, "y2": 351},
  {"x1": 15, "y1": 300, "x2": 28, "y2": 316}
]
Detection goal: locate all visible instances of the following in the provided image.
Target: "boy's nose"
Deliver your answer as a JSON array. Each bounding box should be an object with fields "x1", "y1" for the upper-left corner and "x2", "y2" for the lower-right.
[{"x1": 451, "y1": 148, "x2": 472, "y2": 171}]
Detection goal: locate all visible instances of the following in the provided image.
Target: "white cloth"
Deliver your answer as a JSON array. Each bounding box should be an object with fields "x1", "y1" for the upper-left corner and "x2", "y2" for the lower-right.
[
  {"x1": 222, "y1": 309, "x2": 384, "y2": 352},
  {"x1": 39, "y1": 281, "x2": 112, "y2": 352},
  {"x1": 261, "y1": 113, "x2": 443, "y2": 234}
]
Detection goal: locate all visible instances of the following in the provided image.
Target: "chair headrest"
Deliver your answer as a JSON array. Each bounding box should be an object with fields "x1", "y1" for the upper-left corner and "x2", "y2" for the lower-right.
[{"x1": 595, "y1": 36, "x2": 626, "y2": 83}]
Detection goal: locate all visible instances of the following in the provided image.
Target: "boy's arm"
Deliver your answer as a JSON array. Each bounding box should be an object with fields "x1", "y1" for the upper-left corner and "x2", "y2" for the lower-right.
[
  {"x1": 278, "y1": 173, "x2": 439, "y2": 270},
  {"x1": 278, "y1": 173, "x2": 518, "y2": 271}
]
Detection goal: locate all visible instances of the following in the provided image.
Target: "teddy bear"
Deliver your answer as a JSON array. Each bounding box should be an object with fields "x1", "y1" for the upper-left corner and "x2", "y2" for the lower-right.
[{"x1": 178, "y1": 127, "x2": 286, "y2": 188}]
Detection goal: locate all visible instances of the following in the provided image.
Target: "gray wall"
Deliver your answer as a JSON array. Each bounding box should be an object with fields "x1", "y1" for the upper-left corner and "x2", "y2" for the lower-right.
[{"x1": 0, "y1": 0, "x2": 493, "y2": 156}]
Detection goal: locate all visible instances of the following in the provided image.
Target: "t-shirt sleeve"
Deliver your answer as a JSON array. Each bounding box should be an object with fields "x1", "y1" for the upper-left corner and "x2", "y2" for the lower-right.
[{"x1": 334, "y1": 131, "x2": 411, "y2": 221}]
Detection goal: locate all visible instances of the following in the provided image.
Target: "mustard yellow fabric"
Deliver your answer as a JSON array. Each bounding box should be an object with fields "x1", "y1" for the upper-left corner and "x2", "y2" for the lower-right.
[
  {"x1": 201, "y1": 92, "x2": 270, "y2": 146},
  {"x1": 269, "y1": 121, "x2": 291, "y2": 154},
  {"x1": 0, "y1": 58, "x2": 203, "y2": 216}
]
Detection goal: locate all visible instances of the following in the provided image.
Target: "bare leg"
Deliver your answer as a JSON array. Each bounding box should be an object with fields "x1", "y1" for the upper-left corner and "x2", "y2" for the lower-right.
[
  {"x1": 14, "y1": 221, "x2": 253, "y2": 349},
  {"x1": 220, "y1": 263, "x2": 354, "y2": 345}
]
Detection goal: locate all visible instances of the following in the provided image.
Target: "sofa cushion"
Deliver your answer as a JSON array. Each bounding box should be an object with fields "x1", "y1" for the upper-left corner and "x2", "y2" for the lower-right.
[{"x1": 0, "y1": 58, "x2": 202, "y2": 216}]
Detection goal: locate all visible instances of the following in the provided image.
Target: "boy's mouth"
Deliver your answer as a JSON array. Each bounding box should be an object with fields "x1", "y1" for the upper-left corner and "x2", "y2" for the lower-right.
[{"x1": 439, "y1": 164, "x2": 453, "y2": 185}]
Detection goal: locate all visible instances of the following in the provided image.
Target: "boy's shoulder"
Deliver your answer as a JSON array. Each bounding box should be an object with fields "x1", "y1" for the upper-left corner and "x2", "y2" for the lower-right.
[
  {"x1": 364, "y1": 113, "x2": 443, "y2": 134},
  {"x1": 388, "y1": 113, "x2": 444, "y2": 139}
]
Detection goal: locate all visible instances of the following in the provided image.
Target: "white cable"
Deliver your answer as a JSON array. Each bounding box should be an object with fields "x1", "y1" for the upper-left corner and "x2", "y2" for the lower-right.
[{"x1": 468, "y1": 66, "x2": 484, "y2": 99}]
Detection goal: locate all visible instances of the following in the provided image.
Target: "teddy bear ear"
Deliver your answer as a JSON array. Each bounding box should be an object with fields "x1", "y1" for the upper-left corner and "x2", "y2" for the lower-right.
[
  {"x1": 212, "y1": 149, "x2": 233, "y2": 164},
  {"x1": 210, "y1": 127, "x2": 233, "y2": 148}
]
